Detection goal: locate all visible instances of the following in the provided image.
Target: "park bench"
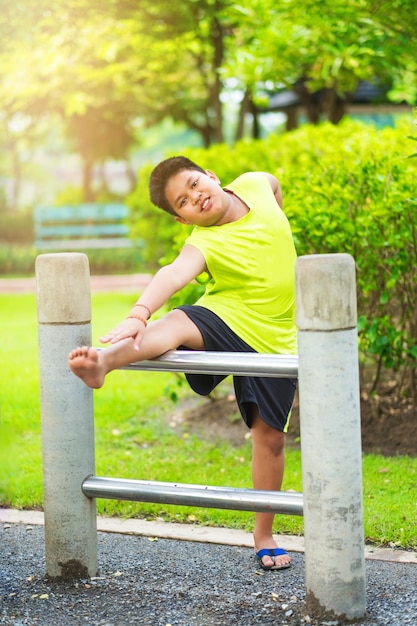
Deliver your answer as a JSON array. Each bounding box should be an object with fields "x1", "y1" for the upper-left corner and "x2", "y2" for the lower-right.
[{"x1": 34, "y1": 203, "x2": 133, "y2": 249}]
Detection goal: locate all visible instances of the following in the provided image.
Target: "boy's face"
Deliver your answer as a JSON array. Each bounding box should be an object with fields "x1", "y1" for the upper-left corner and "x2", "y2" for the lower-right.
[{"x1": 165, "y1": 169, "x2": 228, "y2": 227}]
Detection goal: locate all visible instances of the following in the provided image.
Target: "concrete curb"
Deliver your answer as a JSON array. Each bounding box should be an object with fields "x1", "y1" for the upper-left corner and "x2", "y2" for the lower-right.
[{"x1": 1, "y1": 509, "x2": 416, "y2": 565}]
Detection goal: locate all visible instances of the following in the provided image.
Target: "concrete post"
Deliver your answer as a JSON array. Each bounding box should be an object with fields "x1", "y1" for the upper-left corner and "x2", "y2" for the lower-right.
[
  {"x1": 36, "y1": 253, "x2": 98, "y2": 578},
  {"x1": 296, "y1": 253, "x2": 366, "y2": 621}
]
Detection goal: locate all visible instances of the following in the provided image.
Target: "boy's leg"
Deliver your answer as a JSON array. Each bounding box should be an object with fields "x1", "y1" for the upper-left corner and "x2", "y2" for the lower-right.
[
  {"x1": 68, "y1": 310, "x2": 205, "y2": 388},
  {"x1": 251, "y1": 408, "x2": 291, "y2": 569}
]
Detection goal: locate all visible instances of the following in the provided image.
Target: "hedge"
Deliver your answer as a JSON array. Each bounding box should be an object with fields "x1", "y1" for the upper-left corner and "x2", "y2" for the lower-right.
[{"x1": 129, "y1": 117, "x2": 417, "y2": 400}]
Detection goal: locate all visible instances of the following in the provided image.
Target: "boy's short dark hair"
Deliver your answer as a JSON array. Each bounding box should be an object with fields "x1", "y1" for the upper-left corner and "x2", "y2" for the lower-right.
[{"x1": 149, "y1": 156, "x2": 206, "y2": 215}]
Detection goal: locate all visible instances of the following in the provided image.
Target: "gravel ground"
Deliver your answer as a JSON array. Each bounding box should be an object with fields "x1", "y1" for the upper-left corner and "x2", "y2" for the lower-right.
[{"x1": 1, "y1": 524, "x2": 416, "y2": 626}]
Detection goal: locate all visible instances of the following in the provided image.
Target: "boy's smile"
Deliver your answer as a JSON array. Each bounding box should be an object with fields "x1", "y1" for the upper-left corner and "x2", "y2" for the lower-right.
[{"x1": 164, "y1": 169, "x2": 234, "y2": 227}]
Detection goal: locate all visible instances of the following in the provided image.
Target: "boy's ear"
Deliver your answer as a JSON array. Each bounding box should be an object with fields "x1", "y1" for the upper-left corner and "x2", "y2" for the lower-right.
[
  {"x1": 175, "y1": 215, "x2": 191, "y2": 225},
  {"x1": 205, "y1": 169, "x2": 221, "y2": 184}
]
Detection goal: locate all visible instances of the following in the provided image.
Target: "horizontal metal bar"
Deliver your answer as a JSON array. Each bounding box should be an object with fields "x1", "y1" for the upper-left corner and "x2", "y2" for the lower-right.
[
  {"x1": 121, "y1": 351, "x2": 298, "y2": 378},
  {"x1": 82, "y1": 476, "x2": 304, "y2": 516}
]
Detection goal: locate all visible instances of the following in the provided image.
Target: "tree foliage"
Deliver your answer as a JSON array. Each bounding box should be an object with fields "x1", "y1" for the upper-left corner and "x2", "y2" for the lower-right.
[
  {"x1": 130, "y1": 118, "x2": 417, "y2": 402},
  {"x1": 227, "y1": 0, "x2": 417, "y2": 125},
  {"x1": 0, "y1": 0, "x2": 416, "y2": 203}
]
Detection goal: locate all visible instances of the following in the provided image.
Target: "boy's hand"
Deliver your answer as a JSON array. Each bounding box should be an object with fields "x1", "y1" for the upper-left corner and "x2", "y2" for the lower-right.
[{"x1": 99, "y1": 318, "x2": 145, "y2": 351}]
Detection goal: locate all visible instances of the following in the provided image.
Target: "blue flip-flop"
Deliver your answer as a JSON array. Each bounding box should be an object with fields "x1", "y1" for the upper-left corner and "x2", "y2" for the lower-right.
[{"x1": 255, "y1": 547, "x2": 291, "y2": 571}]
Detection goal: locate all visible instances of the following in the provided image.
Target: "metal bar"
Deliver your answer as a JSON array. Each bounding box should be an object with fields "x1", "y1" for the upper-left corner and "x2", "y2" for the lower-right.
[
  {"x1": 82, "y1": 476, "x2": 304, "y2": 516},
  {"x1": 121, "y1": 350, "x2": 298, "y2": 378}
]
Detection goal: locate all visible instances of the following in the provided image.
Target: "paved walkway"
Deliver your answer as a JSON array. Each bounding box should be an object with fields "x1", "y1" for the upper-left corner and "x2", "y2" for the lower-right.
[
  {"x1": 1, "y1": 509, "x2": 416, "y2": 565},
  {"x1": 1, "y1": 509, "x2": 417, "y2": 626}
]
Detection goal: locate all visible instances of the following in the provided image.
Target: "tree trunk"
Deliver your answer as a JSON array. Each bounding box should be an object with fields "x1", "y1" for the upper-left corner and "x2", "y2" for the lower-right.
[
  {"x1": 82, "y1": 158, "x2": 94, "y2": 202},
  {"x1": 323, "y1": 87, "x2": 346, "y2": 124},
  {"x1": 9, "y1": 139, "x2": 21, "y2": 209},
  {"x1": 210, "y1": 12, "x2": 224, "y2": 143},
  {"x1": 286, "y1": 107, "x2": 299, "y2": 130},
  {"x1": 293, "y1": 81, "x2": 321, "y2": 124},
  {"x1": 125, "y1": 162, "x2": 137, "y2": 189},
  {"x1": 251, "y1": 99, "x2": 261, "y2": 139},
  {"x1": 235, "y1": 90, "x2": 251, "y2": 142}
]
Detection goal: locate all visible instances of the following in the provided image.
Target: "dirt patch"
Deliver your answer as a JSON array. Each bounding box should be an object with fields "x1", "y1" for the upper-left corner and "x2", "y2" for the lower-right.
[
  {"x1": 168, "y1": 392, "x2": 249, "y2": 447},
  {"x1": 359, "y1": 394, "x2": 417, "y2": 457},
  {"x1": 170, "y1": 386, "x2": 417, "y2": 457}
]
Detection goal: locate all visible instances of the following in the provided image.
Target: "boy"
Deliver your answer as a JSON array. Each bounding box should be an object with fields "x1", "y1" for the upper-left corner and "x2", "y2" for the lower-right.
[{"x1": 69, "y1": 156, "x2": 297, "y2": 571}]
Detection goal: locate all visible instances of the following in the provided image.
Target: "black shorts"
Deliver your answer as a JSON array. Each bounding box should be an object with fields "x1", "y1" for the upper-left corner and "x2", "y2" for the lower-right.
[{"x1": 177, "y1": 305, "x2": 297, "y2": 433}]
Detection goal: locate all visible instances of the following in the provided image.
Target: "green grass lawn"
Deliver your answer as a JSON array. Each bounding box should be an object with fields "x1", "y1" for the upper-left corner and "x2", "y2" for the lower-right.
[{"x1": 0, "y1": 292, "x2": 416, "y2": 550}]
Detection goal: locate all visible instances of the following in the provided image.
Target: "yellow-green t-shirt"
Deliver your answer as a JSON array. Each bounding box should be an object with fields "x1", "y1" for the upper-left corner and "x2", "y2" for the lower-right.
[{"x1": 185, "y1": 172, "x2": 297, "y2": 355}]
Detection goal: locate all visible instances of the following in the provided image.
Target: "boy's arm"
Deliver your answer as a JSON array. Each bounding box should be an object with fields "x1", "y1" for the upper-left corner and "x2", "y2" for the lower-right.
[
  {"x1": 99, "y1": 244, "x2": 207, "y2": 349},
  {"x1": 263, "y1": 173, "x2": 283, "y2": 209},
  {"x1": 135, "y1": 244, "x2": 207, "y2": 313}
]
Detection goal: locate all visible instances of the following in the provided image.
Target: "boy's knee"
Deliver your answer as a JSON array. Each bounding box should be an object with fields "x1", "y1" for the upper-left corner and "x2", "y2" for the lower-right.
[
  {"x1": 268, "y1": 430, "x2": 286, "y2": 456},
  {"x1": 162, "y1": 309, "x2": 205, "y2": 350},
  {"x1": 252, "y1": 415, "x2": 285, "y2": 454}
]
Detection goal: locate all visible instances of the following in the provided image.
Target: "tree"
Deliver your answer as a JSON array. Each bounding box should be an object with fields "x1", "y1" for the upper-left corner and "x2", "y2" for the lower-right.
[
  {"x1": 0, "y1": 0, "x2": 237, "y2": 198},
  {"x1": 0, "y1": 1, "x2": 142, "y2": 201},
  {"x1": 0, "y1": 0, "x2": 52, "y2": 208},
  {"x1": 113, "y1": 0, "x2": 238, "y2": 146},
  {"x1": 1, "y1": 0, "x2": 416, "y2": 206},
  {"x1": 225, "y1": 0, "x2": 417, "y2": 129}
]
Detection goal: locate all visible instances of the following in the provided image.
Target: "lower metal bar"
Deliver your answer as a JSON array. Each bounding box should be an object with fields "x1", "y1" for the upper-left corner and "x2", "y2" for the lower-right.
[
  {"x1": 82, "y1": 476, "x2": 304, "y2": 516},
  {"x1": 121, "y1": 350, "x2": 298, "y2": 378}
]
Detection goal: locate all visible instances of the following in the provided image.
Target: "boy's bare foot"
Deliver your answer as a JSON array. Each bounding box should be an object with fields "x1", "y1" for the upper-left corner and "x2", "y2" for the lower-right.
[{"x1": 68, "y1": 346, "x2": 106, "y2": 389}]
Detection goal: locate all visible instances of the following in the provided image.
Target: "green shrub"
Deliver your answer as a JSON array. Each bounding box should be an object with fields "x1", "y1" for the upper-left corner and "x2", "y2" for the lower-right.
[
  {"x1": 280, "y1": 120, "x2": 417, "y2": 400},
  {"x1": 0, "y1": 244, "x2": 144, "y2": 275},
  {"x1": 82, "y1": 247, "x2": 144, "y2": 274},
  {"x1": 5, "y1": 119, "x2": 414, "y2": 400},
  {"x1": 133, "y1": 117, "x2": 417, "y2": 401},
  {"x1": 0, "y1": 245, "x2": 37, "y2": 274}
]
